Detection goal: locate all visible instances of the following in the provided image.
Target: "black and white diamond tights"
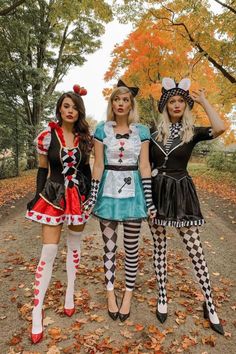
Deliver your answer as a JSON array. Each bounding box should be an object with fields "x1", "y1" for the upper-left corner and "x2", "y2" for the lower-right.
[
  {"x1": 100, "y1": 220, "x2": 141, "y2": 291},
  {"x1": 149, "y1": 224, "x2": 220, "y2": 324},
  {"x1": 150, "y1": 224, "x2": 167, "y2": 314}
]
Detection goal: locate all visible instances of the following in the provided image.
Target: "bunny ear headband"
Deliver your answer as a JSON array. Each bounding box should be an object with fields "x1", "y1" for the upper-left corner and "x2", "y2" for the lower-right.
[{"x1": 158, "y1": 77, "x2": 194, "y2": 113}]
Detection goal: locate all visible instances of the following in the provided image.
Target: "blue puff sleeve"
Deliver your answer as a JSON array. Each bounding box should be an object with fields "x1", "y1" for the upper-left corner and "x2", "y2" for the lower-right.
[
  {"x1": 137, "y1": 124, "x2": 150, "y2": 142},
  {"x1": 94, "y1": 121, "x2": 106, "y2": 143}
]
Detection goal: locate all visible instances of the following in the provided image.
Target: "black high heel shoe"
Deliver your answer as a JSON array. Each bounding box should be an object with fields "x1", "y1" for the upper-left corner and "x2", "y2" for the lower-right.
[
  {"x1": 118, "y1": 294, "x2": 131, "y2": 322},
  {"x1": 202, "y1": 302, "x2": 224, "y2": 335},
  {"x1": 156, "y1": 309, "x2": 167, "y2": 324},
  {"x1": 108, "y1": 294, "x2": 119, "y2": 321}
]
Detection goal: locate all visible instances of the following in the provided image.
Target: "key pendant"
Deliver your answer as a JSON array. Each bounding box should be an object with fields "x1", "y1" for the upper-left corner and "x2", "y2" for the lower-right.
[{"x1": 118, "y1": 177, "x2": 132, "y2": 193}]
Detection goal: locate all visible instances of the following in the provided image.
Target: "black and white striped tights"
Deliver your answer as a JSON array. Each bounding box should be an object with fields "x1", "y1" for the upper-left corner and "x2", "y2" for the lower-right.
[{"x1": 100, "y1": 220, "x2": 142, "y2": 291}]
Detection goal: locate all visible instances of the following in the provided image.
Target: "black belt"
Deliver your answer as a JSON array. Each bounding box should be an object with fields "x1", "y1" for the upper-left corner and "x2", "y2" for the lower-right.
[{"x1": 105, "y1": 164, "x2": 138, "y2": 171}]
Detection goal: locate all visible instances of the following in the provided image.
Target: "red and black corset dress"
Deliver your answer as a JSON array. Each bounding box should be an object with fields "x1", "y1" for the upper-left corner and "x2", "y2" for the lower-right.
[{"x1": 26, "y1": 122, "x2": 91, "y2": 225}]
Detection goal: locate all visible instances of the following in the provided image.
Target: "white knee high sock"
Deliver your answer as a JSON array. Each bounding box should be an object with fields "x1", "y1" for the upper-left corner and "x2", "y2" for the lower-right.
[
  {"x1": 64, "y1": 230, "x2": 82, "y2": 309},
  {"x1": 32, "y1": 244, "x2": 58, "y2": 334}
]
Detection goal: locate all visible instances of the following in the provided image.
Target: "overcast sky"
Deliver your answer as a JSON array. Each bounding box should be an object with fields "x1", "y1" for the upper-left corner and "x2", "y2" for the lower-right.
[{"x1": 57, "y1": 2, "x2": 222, "y2": 122}]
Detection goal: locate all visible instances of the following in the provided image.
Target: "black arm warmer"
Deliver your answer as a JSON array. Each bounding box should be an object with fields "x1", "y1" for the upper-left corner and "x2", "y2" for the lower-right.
[{"x1": 36, "y1": 167, "x2": 49, "y2": 194}]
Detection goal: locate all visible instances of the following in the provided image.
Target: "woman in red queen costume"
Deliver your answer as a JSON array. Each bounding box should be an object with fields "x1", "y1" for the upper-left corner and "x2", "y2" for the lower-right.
[{"x1": 26, "y1": 85, "x2": 92, "y2": 344}]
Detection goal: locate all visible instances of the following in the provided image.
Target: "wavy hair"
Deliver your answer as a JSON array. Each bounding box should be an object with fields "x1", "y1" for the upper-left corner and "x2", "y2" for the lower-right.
[
  {"x1": 106, "y1": 87, "x2": 139, "y2": 124},
  {"x1": 156, "y1": 105, "x2": 194, "y2": 145},
  {"x1": 56, "y1": 92, "x2": 92, "y2": 156}
]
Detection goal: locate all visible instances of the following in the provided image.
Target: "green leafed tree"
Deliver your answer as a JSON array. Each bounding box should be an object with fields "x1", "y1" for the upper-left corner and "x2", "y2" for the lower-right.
[
  {"x1": 0, "y1": 0, "x2": 26, "y2": 16},
  {"x1": 0, "y1": 0, "x2": 112, "y2": 172}
]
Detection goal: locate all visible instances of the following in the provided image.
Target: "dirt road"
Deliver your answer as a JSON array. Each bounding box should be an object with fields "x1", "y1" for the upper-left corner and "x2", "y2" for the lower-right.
[{"x1": 0, "y1": 191, "x2": 235, "y2": 354}]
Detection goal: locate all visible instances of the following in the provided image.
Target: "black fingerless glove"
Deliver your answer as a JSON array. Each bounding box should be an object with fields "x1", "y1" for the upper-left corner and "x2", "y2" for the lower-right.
[
  {"x1": 27, "y1": 167, "x2": 48, "y2": 210},
  {"x1": 83, "y1": 178, "x2": 100, "y2": 211},
  {"x1": 142, "y1": 178, "x2": 157, "y2": 214}
]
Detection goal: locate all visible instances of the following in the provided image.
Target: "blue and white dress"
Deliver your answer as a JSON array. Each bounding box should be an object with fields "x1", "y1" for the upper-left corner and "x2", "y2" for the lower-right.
[{"x1": 93, "y1": 121, "x2": 150, "y2": 221}]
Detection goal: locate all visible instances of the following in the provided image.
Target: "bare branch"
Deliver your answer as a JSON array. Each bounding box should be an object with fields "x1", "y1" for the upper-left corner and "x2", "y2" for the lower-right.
[
  {"x1": 150, "y1": 10, "x2": 236, "y2": 83},
  {"x1": 213, "y1": 0, "x2": 236, "y2": 14},
  {"x1": 44, "y1": 23, "x2": 70, "y2": 97},
  {"x1": 0, "y1": 0, "x2": 26, "y2": 16}
]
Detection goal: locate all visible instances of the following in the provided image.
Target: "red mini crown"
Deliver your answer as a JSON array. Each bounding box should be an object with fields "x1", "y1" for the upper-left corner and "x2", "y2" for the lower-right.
[{"x1": 73, "y1": 84, "x2": 87, "y2": 96}]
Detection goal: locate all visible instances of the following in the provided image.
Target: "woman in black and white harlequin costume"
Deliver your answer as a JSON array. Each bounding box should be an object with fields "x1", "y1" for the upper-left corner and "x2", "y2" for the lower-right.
[
  {"x1": 26, "y1": 86, "x2": 92, "y2": 344},
  {"x1": 149, "y1": 77, "x2": 226, "y2": 335}
]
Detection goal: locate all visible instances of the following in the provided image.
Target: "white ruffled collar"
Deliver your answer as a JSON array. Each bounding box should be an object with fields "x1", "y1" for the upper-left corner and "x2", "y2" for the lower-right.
[{"x1": 104, "y1": 121, "x2": 138, "y2": 136}]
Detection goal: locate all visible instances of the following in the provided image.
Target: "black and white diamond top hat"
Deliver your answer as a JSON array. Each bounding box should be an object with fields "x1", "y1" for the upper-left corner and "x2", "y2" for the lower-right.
[{"x1": 158, "y1": 77, "x2": 194, "y2": 113}]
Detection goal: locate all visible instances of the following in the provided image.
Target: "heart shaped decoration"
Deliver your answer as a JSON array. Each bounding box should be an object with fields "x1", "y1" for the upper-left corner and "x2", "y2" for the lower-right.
[{"x1": 34, "y1": 299, "x2": 39, "y2": 306}]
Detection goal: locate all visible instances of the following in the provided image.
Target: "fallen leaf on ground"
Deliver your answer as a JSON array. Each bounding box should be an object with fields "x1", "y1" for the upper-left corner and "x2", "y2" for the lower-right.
[
  {"x1": 201, "y1": 335, "x2": 217, "y2": 347},
  {"x1": 48, "y1": 327, "x2": 62, "y2": 340},
  {"x1": 120, "y1": 328, "x2": 133, "y2": 338},
  {"x1": 134, "y1": 323, "x2": 144, "y2": 331},
  {"x1": 43, "y1": 316, "x2": 55, "y2": 326},
  {"x1": 46, "y1": 345, "x2": 61, "y2": 354}
]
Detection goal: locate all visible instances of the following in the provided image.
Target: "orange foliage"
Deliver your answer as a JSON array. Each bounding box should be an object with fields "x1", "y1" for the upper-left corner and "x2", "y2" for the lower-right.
[
  {"x1": 222, "y1": 130, "x2": 236, "y2": 145},
  {"x1": 104, "y1": 18, "x2": 233, "y2": 130},
  {"x1": 102, "y1": 87, "x2": 113, "y2": 101},
  {"x1": 193, "y1": 175, "x2": 236, "y2": 204}
]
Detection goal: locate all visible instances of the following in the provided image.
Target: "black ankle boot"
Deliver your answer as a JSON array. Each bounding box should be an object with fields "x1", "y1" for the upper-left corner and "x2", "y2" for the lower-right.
[{"x1": 202, "y1": 302, "x2": 224, "y2": 335}]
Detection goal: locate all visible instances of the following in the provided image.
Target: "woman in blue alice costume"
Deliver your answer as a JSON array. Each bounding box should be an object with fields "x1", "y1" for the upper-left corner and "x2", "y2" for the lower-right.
[{"x1": 84, "y1": 80, "x2": 156, "y2": 322}]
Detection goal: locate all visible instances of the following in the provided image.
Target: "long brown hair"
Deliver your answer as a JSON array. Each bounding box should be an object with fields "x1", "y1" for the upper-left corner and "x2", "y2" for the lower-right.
[{"x1": 56, "y1": 92, "x2": 92, "y2": 155}]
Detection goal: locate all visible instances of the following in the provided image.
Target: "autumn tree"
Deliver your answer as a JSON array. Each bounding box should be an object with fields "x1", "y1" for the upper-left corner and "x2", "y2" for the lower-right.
[
  {"x1": 105, "y1": 0, "x2": 235, "y2": 142},
  {"x1": 0, "y1": 0, "x2": 112, "y2": 172},
  {"x1": 104, "y1": 19, "x2": 231, "y2": 127},
  {"x1": 114, "y1": 0, "x2": 236, "y2": 84}
]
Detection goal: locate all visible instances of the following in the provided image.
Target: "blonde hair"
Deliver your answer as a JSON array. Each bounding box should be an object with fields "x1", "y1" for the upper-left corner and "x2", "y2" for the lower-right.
[
  {"x1": 156, "y1": 105, "x2": 194, "y2": 145},
  {"x1": 106, "y1": 87, "x2": 139, "y2": 124}
]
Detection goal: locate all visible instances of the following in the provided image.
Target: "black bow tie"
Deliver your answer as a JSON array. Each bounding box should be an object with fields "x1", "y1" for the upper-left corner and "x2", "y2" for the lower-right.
[{"x1": 116, "y1": 133, "x2": 130, "y2": 139}]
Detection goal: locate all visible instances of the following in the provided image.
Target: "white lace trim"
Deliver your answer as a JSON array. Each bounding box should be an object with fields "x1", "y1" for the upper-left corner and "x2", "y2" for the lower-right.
[
  {"x1": 153, "y1": 218, "x2": 205, "y2": 227},
  {"x1": 25, "y1": 210, "x2": 89, "y2": 225},
  {"x1": 34, "y1": 125, "x2": 52, "y2": 155}
]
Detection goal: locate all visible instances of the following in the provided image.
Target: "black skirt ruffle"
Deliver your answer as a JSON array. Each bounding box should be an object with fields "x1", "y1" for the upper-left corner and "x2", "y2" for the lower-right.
[
  {"x1": 41, "y1": 179, "x2": 65, "y2": 208},
  {"x1": 41, "y1": 171, "x2": 91, "y2": 209},
  {"x1": 152, "y1": 172, "x2": 205, "y2": 227}
]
